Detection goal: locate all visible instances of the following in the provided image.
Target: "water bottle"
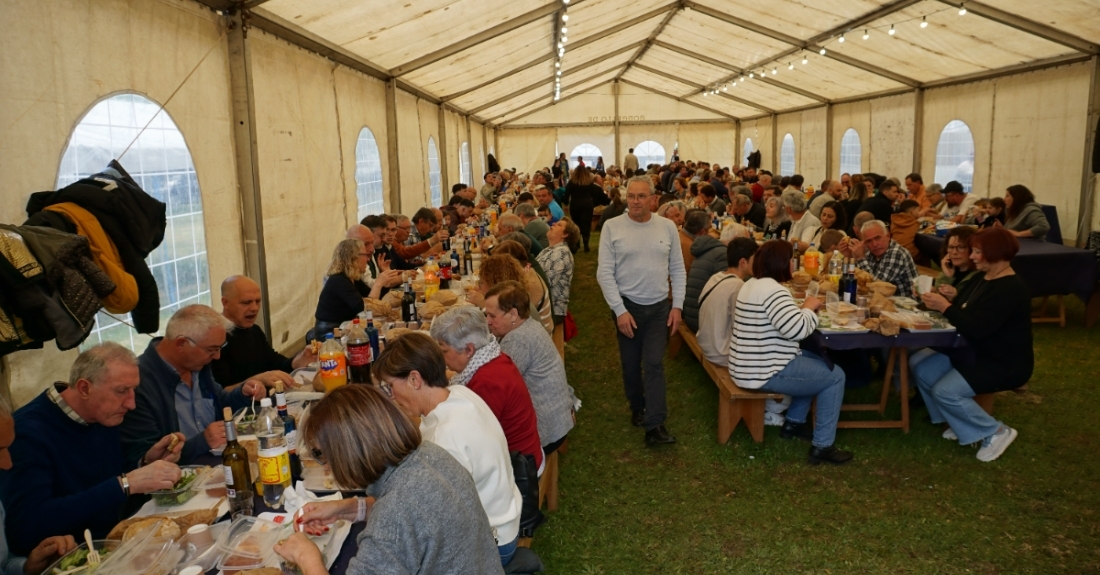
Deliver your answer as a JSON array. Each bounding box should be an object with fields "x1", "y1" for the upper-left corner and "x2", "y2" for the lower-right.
[{"x1": 255, "y1": 398, "x2": 291, "y2": 508}]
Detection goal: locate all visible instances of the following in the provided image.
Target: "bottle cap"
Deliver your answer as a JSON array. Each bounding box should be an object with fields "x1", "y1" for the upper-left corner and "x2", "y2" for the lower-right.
[
  {"x1": 223, "y1": 406, "x2": 233, "y2": 421},
  {"x1": 365, "y1": 311, "x2": 374, "y2": 320},
  {"x1": 325, "y1": 333, "x2": 333, "y2": 340},
  {"x1": 260, "y1": 398, "x2": 272, "y2": 407},
  {"x1": 352, "y1": 319, "x2": 359, "y2": 325}
]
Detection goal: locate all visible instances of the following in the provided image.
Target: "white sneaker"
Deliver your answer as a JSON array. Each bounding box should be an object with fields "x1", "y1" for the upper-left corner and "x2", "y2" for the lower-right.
[
  {"x1": 764, "y1": 412, "x2": 786, "y2": 427},
  {"x1": 942, "y1": 428, "x2": 957, "y2": 441},
  {"x1": 976, "y1": 425, "x2": 1018, "y2": 462}
]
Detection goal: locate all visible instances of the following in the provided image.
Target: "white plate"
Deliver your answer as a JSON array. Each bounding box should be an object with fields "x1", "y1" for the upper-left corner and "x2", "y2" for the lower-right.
[{"x1": 818, "y1": 327, "x2": 871, "y2": 334}]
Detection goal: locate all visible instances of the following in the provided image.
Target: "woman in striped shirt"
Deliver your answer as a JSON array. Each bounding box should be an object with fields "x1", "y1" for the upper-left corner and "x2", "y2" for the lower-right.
[{"x1": 728, "y1": 241, "x2": 853, "y2": 466}]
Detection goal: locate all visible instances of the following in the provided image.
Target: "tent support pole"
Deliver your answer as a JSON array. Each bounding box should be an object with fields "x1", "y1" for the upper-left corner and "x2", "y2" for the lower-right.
[
  {"x1": 227, "y1": 14, "x2": 271, "y2": 337},
  {"x1": 912, "y1": 88, "x2": 925, "y2": 175},
  {"x1": 385, "y1": 79, "x2": 402, "y2": 215},
  {"x1": 614, "y1": 81, "x2": 622, "y2": 166},
  {"x1": 465, "y1": 115, "x2": 474, "y2": 186},
  {"x1": 1078, "y1": 56, "x2": 1100, "y2": 245},
  {"x1": 734, "y1": 120, "x2": 741, "y2": 168},
  {"x1": 438, "y1": 109, "x2": 450, "y2": 202},
  {"x1": 482, "y1": 124, "x2": 490, "y2": 177},
  {"x1": 771, "y1": 114, "x2": 778, "y2": 174},
  {"x1": 494, "y1": 129, "x2": 500, "y2": 168},
  {"x1": 825, "y1": 103, "x2": 834, "y2": 180}
]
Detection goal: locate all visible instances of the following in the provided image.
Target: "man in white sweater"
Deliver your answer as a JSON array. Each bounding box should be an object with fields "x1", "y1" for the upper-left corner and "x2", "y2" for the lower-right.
[{"x1": 597, "y1": 177, "x2": 686, "y2": 446}]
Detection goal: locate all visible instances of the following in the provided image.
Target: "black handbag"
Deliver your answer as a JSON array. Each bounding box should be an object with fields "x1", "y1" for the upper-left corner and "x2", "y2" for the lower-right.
[{"x1": 510, "y1": 451, "x2": 545, "y2": 537}]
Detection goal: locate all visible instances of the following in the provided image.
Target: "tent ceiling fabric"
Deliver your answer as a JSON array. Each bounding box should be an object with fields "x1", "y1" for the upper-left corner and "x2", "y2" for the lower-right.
[{"x1": 251, "y1": 0, "x2": 1100, "y2": 124}]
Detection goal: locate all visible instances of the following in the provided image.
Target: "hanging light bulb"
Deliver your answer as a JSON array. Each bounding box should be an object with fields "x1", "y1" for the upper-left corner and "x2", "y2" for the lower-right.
[
  {"x1": 555, "y1": 61, "x2": 560, "y2": 68},
  {"x1": 561, "y1": 36, "x2": 567, "y2": 43},
  {"x1": 740, "y1": 75, "x2": 746, "y2": 82},
  {"x1": 819, "y1": 47, "x2": 826, "y2": 55},
  {"x1": 557, "y1": 42, "x2": 563, "y2": 49},
  {"x1": 703, "y1": 90, "x2": 708, "y2": 97},
  {"x1": 561, "y1": 27, "x2": 567, "y2": 34},
  {"x1": 839, "y1": 34, "x2": 845, "y2": 43},
  {"x1": 920, "y1": 16, "x2": 928, "y2": 28},
  {"x1": 863, "y1": 29, "x2": 869, "y2": 40},
  {"x1": 959, "y1": 4, "x2": 967, "y2": 15},
  {"x1": 802, "y1": 56, "x2": 808, "y2": 65},
  {"x1": 722, "y1": 84, "x2": 728, "y2": 92},
  {"x1": 556, "y1": 70, "x2": 562, "y2": 76},
  {"x1": 889, "y1": 24, "x2": 895, "y2": 35},
  {"x1": 562, "y1": 14, "x2": 568, "y2": 21},
  {"x1": 562, "y1": 0, "x2": 569, "y2": 4},
  {"x1": 749, "y1": 72, "x2": 754, "y2": 79},
  {"x1": 788, "y1": 62, "x2": 794, "y2": 70},
  {"x1": 772, "y1": 67, "x2": 777, "y2": 75}
]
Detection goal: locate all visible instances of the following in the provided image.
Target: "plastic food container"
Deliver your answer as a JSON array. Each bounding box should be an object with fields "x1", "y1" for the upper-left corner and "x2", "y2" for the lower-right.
[
  {"x1": 97, "y1": 537, "x2": 181, "y2": 575},
  {"x1": 234, "y1": 407, "x2": 259, "y2": 436},
  {"x1": 215, "y1": 516, "x2": 284, "y2": 574},
  {"x1": 199, "y1": 466, "x2": 227, "y2": 498},
  {"x1": 43, "y1": 539, "x2": 121, "y2": 575},
  {"x1": 148, "y1": 465, "x2": 211, "y2": 507},
  {"x1": 177, "y1": 521, "x2": 230, "y2": 573}
]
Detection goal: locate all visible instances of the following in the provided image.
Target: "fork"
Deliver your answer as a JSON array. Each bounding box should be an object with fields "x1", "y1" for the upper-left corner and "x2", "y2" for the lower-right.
[{"x1": 83, "y1": 529, "x2": 101, "y2": 565}]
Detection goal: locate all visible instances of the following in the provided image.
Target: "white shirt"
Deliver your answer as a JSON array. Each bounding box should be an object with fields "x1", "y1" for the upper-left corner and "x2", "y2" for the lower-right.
[
  {"x1": 696, "y1": 272, "x2": 745, "y2": 365},
  {"x1": 789, "y1": 211, "x2": 821, "y2": 244},
  {"x1": 941, "y1": 194, "x2": 979, "y2": 219},
  {"x1": 421, "y1": 385, "x2": 523, "y2": 544}
]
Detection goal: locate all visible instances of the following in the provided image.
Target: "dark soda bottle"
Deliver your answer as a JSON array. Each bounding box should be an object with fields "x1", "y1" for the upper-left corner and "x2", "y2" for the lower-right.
[{"x1": 346, "y1": 319, "x2": 372, "y2": 385}]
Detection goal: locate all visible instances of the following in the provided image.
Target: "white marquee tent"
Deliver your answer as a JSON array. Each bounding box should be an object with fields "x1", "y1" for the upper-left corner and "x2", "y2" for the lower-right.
[{"x1": 1, "y1": 0, "x2": 1098, "y2": 402}]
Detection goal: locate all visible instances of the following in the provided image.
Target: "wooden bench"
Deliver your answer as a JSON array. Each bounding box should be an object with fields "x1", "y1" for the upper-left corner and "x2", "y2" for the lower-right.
[{"x1": 677, "y1": 324, "x2": 784, "y2": 443}]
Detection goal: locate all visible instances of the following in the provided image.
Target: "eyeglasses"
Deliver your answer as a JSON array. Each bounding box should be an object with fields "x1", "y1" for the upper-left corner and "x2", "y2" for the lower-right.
[
  {"x1": 184, "y1": 337, "x2": 227, "y2": 355},
  {"x1": 946, "y1": 244, "x2": 968, "y2": 252},
  {"x1": 358, "y1": 252, "x2": 371, "y2": 258},
  {"x1": 626, "y1": 194, "x2": 650, "y2": 202}
]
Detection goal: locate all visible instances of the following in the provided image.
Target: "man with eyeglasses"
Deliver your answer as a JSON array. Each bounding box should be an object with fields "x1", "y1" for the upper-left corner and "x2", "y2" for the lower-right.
[
  {"x1": 388, "y1": 214, "x2": 449, "y2": 270},
  {"x1": 122, "y1": 304, "x2": 266, "y2": 466},
  {"x1": 839, "y1": 219, "x2": 919, "y2": 297},
  {"x1": 597, "y1": 176, "x2": 686, "y2": 447}
]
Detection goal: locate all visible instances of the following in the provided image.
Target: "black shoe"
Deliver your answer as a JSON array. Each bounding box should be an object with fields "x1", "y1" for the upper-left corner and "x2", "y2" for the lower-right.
[
  {"x1": 645, "y1": 425, "x2": 677, "y2": 446},
  {"x1": 583, "y1": 245, "x2": 590, "y2": 253},
  {"x1": 631, "y1": 410, "x2": 645, "y2": 427},
  {"x1": 780, "y1": 420, "x2": 813, "y2": 442},
  {"x1": 908, "y1": 393, "x2": 926, "y2": 410},
  {"x1": 808, "y1": 445, "x2": 854, "y2": 466}
]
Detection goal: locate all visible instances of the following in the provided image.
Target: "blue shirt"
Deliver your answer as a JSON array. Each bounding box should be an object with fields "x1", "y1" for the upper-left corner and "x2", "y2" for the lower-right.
[
  {"x1": 546, "y1": 200, "x2": 565, "y2": 224},
  {"x1": 174, "y1": 373, "x2": 217, "y2": 440}
]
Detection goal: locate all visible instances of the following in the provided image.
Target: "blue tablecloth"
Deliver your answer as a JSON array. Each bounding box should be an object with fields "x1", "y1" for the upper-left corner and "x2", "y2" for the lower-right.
[{"x1": 913, "y1": 234, "x2": 1098, "y2": 303}]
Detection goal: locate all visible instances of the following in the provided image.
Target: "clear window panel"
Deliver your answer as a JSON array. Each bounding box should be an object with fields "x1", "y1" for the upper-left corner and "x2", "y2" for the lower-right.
[
  {"x1": 839, "y1": 128, "x2": 862, "y2": 175},
  {"x1": 743, "y1": 139, "x2": 754, "y2": 167},
  {"x1": 780, "y1": 134, "x2": 796, "y2": 177},
  {"x1": 568, "y1": 143, "x2": 602, "y2": 169},
  {"x1": 354, "y1": 127, "x2": 385, "y2": 222},
  {"x1": 934, "y1": 120, "x2": 975, "y2": 192},
  {"x1": 634, "y1": 140, "x2": 666, "y2": 170},
  {"x1": 428, "y1": 137, "x2": 442, "y2": 207}
]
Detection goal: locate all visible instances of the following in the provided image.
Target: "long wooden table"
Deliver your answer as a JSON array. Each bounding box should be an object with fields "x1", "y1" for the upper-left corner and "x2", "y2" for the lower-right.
[{"x1": 804, "y1": 329, "x2": 968, "y2": 432}]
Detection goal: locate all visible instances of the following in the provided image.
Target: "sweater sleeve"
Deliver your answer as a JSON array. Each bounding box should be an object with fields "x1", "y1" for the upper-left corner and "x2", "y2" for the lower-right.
[
  {"x1": 1021, "y1": 206, "x2": 1050, "y2": 239},
  {"x1": 596, "y1": 225, "x2": 626, "y2": 316},
  {"x1": 762, "y1": 289, "x2": 818, "y2": 341},
  {"x1": 3, "y1": 430, "x2": 126, "y2": 555},
  {"x1": 119, "y1": 375, "x2": 172, "y2": 468},
  {"x1": 668, "y1": 224, "x2": 687, "y2": 309}
]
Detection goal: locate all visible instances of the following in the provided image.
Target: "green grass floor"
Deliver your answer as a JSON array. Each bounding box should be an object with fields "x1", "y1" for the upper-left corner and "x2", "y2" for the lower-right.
[{"x1": 531, "y1": 231, "x2": 1100, "y2": 574}]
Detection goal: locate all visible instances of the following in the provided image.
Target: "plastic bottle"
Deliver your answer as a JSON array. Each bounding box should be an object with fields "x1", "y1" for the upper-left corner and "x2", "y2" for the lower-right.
[
  {"x1": 828, "y1": 250, "x2": 843, "y2": 284},
  {"x1": 221, "y1": 407, "x2": 251, "y2": 513},
  {"x1": 346, "y1": 319, "x2": 371, "y2": 385},
  {"x1": 319, "y1": 333, "x2": 347, "y2": 393},
  {"x1": 438, "y1": 252, "x2": 452, "y2": 290},
  {"x1": 255, "y1": 398, "x2": 291, "y2": 508},
  {"x1": 364, "y1": 311, "x2": 380, "y2": 363},
  {"x1": 844, "y1": 260, "x2": 858, "y2": 304},
  {"x1": 273, "y1": 385, "x2": 302, "y2": 483},
  {"x1": 424, "y1": 257, "x2": 440, "y2": 301},
  {"x1": 804, "y1": 243, "x2": 821, "y2": 277}
]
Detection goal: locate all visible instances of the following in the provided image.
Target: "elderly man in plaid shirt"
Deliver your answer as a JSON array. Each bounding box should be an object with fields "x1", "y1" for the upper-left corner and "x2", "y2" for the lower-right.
[{"x1": 840, "y1": 219, "x2": 918, "y2": 296}]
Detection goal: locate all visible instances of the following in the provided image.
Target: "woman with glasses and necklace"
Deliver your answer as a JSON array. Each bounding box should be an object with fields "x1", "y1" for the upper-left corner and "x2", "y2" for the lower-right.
[
  {"x1": 914, "y1": 227, "x2": 1032, "y2": 462},
  {"x1": 371, "y1": 332, "x2": 523, "y2": 567},
  {"x1": 934, "y1": 226, "x2": 980, "y2": 296},
  {"x1": 272, "y1": 384, "x2": 505, "y2": 575}
]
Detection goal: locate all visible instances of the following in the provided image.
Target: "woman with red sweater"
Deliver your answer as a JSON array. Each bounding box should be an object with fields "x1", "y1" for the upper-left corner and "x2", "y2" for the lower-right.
[{"x1": 429, "y1": 306, "x2": 543, "y2": 471}]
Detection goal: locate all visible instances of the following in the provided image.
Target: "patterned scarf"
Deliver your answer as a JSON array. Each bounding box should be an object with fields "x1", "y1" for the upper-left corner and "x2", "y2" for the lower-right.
[{"x1": 448, "y1": 338, "x2": 502, "y2": 388}]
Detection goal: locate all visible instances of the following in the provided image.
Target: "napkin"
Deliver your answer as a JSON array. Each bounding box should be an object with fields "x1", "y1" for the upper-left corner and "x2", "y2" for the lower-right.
[
  {"x1": 282, "y1": 480, "x2": 343, "y2": 518},
  {"x1": 916, "y1": 276, "x2": 934, "y2": 295}
]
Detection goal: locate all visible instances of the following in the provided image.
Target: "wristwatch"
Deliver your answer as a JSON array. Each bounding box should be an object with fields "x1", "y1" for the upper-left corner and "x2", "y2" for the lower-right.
[{"x1": 119, "y1": 474, "x2": 131, "y2": 497}]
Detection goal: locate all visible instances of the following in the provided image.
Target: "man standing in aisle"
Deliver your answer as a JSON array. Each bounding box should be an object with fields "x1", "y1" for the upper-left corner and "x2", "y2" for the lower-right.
[
  {"x1": 623, "y1": 148, "x2": 639, "y2": 174},
  {"x1": 597, "y1": 177, "x2": 686, "y2": 446}
]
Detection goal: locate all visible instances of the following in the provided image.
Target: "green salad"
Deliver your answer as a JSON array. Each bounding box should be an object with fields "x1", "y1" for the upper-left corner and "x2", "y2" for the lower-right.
[
  {"x1": 150, "y1": 466, "x2": 204, "y2": 506},
  {"x1": 52, "y1": 547, "x2": 110, "y2": 574}
]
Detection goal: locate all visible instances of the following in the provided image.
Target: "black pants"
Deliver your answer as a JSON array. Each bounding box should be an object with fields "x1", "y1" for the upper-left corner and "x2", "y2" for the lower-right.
[
  {"x1": 569, "y1": 202, "x2": 594, "y2": 248},
  {"x1": 615, "y1": 296, "x2": 671, "y2": 430}
]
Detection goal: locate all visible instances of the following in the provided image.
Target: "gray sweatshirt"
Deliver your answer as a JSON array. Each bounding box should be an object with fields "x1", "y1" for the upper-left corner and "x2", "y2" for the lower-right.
[
  {"x1": 498, "y1": 317, "x2": 576, "y2": 445},
  {"x1": 1005, "y1": 202, "x2": 1050, "y2": 242},
  {"x1": 350, "y1": 442, "x2": 505, "y2": 575},
  {"x1": 597, "y1": 213, "x2": 686, "y2": 315}
]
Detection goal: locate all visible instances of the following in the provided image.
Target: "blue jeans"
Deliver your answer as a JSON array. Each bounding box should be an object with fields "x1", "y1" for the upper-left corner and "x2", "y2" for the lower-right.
[
  {"x1": 499, "y1": 535, "x2": 518, "y2": 566},
  {"x1": 909, "y1": 350, "x2": 1000, "y2": 445},
  {"x1": 758, "y1": 351, "x2": 846, "y2": 448},
  {"x1": 615, "y1": 297, "x2": 672, "y2": 430}
]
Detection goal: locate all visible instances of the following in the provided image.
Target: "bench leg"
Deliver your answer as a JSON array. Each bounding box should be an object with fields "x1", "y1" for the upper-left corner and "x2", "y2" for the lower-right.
[
  {"x1": 717, "y1": 389, "x2": 736, "y2": 444},
  {"x1": 667, "y1": 331, "x2": 684, "y2": 359},
  {"x1": 879, "y1": 348, "x2": 898, "y2": 415},
  {"x1": 737, "y1": 398, "x2": 767, "y2": 443}
]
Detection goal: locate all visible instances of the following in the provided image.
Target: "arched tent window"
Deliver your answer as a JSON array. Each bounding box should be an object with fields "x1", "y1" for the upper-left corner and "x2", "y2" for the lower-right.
[
  {"x1": 460, "y1": 142, "x2": 472, "y2": 186},
  {"x1": 354, "y1": 127, "x2": 384, "y2": 222},
  {"x1": 58, "y1": 93, "x2": 210, "y2": 351},
  {"x1": 839, "y1": 128, "x2": 862, "y2": 175},
  {"x1": 427, "y1": 137, "x2": 441, "y2": 207},
  {"x1": 743, "y1": 138, "x2": 754, "y2": 167},
  {"x1": 569, "y1": 144, "x2": 601, "y2": 168},
  {"x1": 780, "y1": 134, "x2": 796, "y2": 176},
  {"x1": 634, "y1": 141, "x2": 666, "y2": 169},
  {"x1": 934, "y1": 120, "x2": 975, "y2": 192}
]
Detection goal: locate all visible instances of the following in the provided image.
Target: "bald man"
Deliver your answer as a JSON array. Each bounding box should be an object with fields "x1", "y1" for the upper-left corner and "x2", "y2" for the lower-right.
[{"x1": 210, "y1": 275, "x2": 316, "y2": 389}]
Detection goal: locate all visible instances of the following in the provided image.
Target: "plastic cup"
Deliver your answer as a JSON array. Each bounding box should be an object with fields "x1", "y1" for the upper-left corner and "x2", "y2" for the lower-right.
[
  {"x1": 233, "y1": 490, "x2": 255, "y2": 518},
  {"x1": 186, "y1": 524, "x2": 214, "y2": 548}
]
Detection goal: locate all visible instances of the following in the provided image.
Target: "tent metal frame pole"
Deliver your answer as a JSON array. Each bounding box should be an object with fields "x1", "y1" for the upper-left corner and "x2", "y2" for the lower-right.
[
  {"x1": 501, "y1": 118, "x2": 742, "y2": 129},
  {"x1": 494, "y1": 129, "x2": 500, "y2": 166},
  {"x1": 734, "y1": 120, "x2": 741, "y2": 167},
  {"x1": 614, "y1": 81, "x2": 622, "y2": 165},
  {"x1": 912, "y1": 88, "x2": 925, "y2": 175},
  {"x1": 437, "y1": 109, "x2": 450, "y2": 201},
  {"x1": 934, "y1": 0, "x2": 1099, "y2": 55},
  {"x1": 771, "y1": 114, "x2": 779, "y2": 174},
  {"x1": 610, "y1": 79, "x2": 738, "y2": 121},
  {"x1": 227, "y1": 14, "x2": 271, "y2": 337},
  {"x1": 615, "y1": 2, "x2": 681, "y2": 82},
  {"x1": 825, "y1": 103, "x2": 834, "y2": 180},
  {"x1": 385, "y1": 79, "x2": 402, "y2": 215},
  {"x1": 465, "y1": 115, "x2": 474, "y2": 186},
  {"x1": 1078, "y1": 56, "x2": 1100, "y2": 245}
]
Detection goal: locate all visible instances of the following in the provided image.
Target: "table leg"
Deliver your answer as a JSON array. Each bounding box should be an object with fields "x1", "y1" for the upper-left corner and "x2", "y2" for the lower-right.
[
  {"x1": 899, "y1": 348, "x2": 910, "y2": 433},
  {"x1": 879, "y1": 348, "x2": 897, "y2": 415}
]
